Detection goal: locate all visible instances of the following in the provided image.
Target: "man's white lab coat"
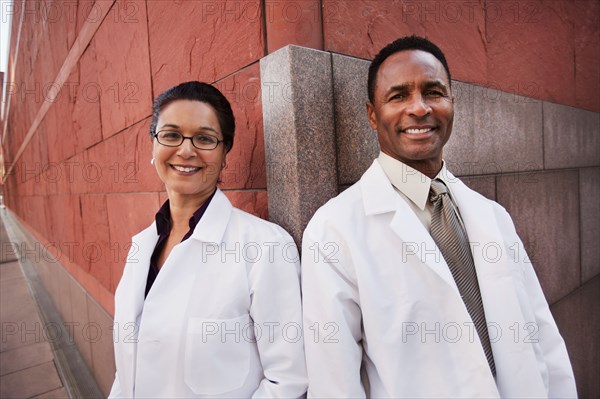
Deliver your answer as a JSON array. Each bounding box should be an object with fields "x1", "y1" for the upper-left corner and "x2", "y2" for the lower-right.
[{"x1": 302, "y1": 160, "x2": 576, "y2": 398}]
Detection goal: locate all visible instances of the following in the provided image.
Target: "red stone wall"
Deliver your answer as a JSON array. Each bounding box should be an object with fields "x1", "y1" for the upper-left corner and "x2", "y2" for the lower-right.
[
  {"x1": 2, "y1": 0, "x2": 598, "y2": 317},
  {"x1": 321, "y1": 0, "x2": 600, "y2": 112}
]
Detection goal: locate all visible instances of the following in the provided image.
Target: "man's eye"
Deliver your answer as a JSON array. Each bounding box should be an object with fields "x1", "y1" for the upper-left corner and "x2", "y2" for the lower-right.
[
  {"x1": 425, "y1": 91, "x2": 444, "y2": 97},
  {"x1": 390, "y1": 93, "x2": 406, "y2": 101}
]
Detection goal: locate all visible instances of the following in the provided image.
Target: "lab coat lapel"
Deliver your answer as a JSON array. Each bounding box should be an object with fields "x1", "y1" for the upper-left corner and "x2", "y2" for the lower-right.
[
  {"x1": 449, "y1": 177, "x2": 548, "y2": 397},
  {"x1": 116, "y1": 224, "x2": 157, "y2": 398},
  {"x1": 190, "y1": 188, "x2": 232, "y2": 244},
  {"x1": 126, "y1": 224, "x2": 157, "y2": 322},
  {"x1": 360, "y1": 160, "x2": 460, "y2": 294},
  {"x1": 143, "y1": 189, "x2": 232, "y2": 306}
]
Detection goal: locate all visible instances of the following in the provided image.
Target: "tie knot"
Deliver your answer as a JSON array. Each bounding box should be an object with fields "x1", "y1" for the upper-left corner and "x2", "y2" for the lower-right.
[{"x1": 429, "y1": 179, "x2": 448, "y2": 201}]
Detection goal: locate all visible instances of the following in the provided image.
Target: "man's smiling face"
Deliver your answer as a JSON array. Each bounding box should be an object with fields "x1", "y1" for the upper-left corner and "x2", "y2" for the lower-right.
[{"x1": 367, "y1": 49, "x2": 454, "y2": 177}]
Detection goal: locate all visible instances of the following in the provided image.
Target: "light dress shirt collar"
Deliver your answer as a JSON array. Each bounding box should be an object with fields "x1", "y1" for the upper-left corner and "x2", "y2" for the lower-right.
[{"x1": 377, "y1": 151, "x2": 454, "y2": 210}]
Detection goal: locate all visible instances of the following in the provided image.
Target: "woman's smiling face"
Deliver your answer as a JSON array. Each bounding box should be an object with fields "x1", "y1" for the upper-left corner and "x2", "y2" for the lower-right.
[{"x1": 152, "y1": 99, "x2": 226, "y2": 200}]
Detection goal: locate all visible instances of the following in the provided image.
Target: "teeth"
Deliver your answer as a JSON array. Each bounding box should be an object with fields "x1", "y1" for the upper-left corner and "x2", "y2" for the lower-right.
[
  {"x1": 172, "y1": 165, "x2": 200, "y2": 173},
  {"x1": 404, "y1": 128, "x2": 433, "y2": 134}
]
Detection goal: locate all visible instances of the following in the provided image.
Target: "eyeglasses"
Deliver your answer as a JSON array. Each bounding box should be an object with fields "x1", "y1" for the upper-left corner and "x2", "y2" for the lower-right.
[{"x1": 154, "y1": 130, "x2": 224, "y2": 150}]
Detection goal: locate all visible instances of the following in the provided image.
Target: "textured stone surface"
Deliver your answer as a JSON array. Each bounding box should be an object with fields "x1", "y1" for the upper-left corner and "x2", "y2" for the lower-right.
[
  {"x1": 71, "y1": 0, "x2": 100, "y2": 49},
  {"x1": 1, "y1": 231, "x2": 18, "y2": 263},
  {"x1": 266, "y1": 0, "x2": 323, "y2": 52},
  {"x1": 551, "y1": 276, "x2": 600, "y2": 398},
  {"x1": 87, "y1": 297, "x2": 116, "y2": 397},
  {"x1": 444, "y1": 80, "x2": 473, "y2": 176},
  {"x1": 486, "y1": 1, "x2": 575, "y2": 107},
  {"x1": 580, "y1": 168, "x2": 600, "y2": 283},
  {"x1": 70, "y1": 277, "x2": 93, "y2": 371},
  {"x1": 94, "y1": 0, "x2": 152, "y2": 139},
  {"x1": 543, "y1": 102, "x2": 600, "y2": 169},
  {"x1": 224, "y1": 190, "x2": 268, "y2": 220},
  {"x1": 133, "y1": 117, "x2": 163, "y2": 192},
  {"x1": 48, "y1": 194, "x2": 85, "y2": 270},
  {"x1": 332, "y1": 53, "x2": 378, "y2": 185},
  {"x1": 0, "y1": 342, "x2": 54, "y2": 377},
  {"x1": 73, "y1": 40, "x2": 104, "y2": 154},
  {"x1": 42, "y1": 195, "x2": 84, "y2": 272},
  {"x1": 44, "y1": 71, "x2": 77, "y2": 165},
  {"x1": 42, "y1": 41, "x2": 102, "y2": 165},
  {"x1": 56, "y1": 267, "x2": 74, "y2": 325},
  {"x1": 445, "y1": 83, "x2": 544, "y2": 176},
  {"x1": 459, "y1": 175, "x2": 496, "y2": 201},
  {"x1": 0, "y1": 261, "x2": 60, "y2": 398},
  {"x1": 80, "y1": 194, "x2": 111, "y2": 290},
  {"x1": 322, "y1": 0, "x2": 487, "y2": 85},
  {"x1": 260, "y1": 45, "x2": 338, "y2": 243},
  {"x1": 215, "y1": 63, "x2": 267, "y2": 190},
  {"x1": 0, "y1": 362, "x2": 63, "y2": 399},
  {"x1": 20, "y1": 134, "x2": 49, "y2": 198},
  {"x1": 31, "y1": 3, "x2": 70, "y2": 99},
  {"x1": 497, "y1": 170, "x2": 580, "y2": 304},
  {"x1": 106, "y1": 192, "x2": 160, "y2": 291},
  {"x1": 0, "y1": 264, "x2": 46, "y2": 352},
  {"x1": 32, "y1": 387, "x2": 69, "y2": 398},
  {"x1": 147, "y1": 0, "x2": 264, "y2": 95},
  {"x1": 83, "y1": 120, "x2": 162, "y2": 195},
  {"x1": 574, "y1": 1, "x2": 600, "y2": 112}
]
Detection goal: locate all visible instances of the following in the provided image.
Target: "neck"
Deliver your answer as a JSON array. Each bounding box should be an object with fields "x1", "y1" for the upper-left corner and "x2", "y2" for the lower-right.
[
  {"x1": 166, "y1": 189, "x2": 215, "y2": 229},
  {"x1": 410, "y1": 160, "x2": 442, "y2": 179},
  {"x1": 382, "y1": 150, "x2": 443, "y2": 179}
]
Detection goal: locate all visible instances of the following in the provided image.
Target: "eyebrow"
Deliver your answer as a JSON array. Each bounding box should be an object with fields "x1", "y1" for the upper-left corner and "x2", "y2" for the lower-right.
[
  {"x1": 159, "y1": 123, "x2": 220, "y2": 134},
  {"x1": 384, "y1": 83, "x2": 411, "y2": 97},
  {"x1": 384, "y1": 80, "x2": 449, "y2": 96}
]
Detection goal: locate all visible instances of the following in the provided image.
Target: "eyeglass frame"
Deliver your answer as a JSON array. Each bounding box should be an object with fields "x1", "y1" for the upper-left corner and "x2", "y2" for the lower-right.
[{"x1": 153, "y1": 130, "x2": 224, "y2": 150}]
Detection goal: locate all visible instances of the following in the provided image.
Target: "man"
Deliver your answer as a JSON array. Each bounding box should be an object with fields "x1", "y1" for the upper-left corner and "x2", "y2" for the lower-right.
[{"x1": 301, "y1": 36, "x2": 576, "y2": 398}]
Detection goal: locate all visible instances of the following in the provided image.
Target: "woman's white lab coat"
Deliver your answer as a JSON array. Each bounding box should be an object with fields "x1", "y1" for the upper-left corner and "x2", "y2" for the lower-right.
[{"x1": 109, "y1": 189, "x2": 307, "y2": 398}]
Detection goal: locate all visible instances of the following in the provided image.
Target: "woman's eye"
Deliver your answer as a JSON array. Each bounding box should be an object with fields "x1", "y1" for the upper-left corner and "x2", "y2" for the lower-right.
[
  {"x1": 195, "y1": 135, "x2": 216, "y2": 144},
  {"x1": 161, "y1": 132, "x2": 181, "y2": 140}
]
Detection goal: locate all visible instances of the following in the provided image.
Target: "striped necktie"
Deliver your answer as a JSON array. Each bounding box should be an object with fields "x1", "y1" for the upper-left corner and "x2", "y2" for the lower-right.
[{"x1": 429, "y1": 179, "x2": 496, "y2": 376}]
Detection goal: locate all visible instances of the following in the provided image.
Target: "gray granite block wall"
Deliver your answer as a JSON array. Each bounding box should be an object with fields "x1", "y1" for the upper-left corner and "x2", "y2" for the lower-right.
[{"x1": 260, "y1": 45, "x2": 338, "y2": 243}]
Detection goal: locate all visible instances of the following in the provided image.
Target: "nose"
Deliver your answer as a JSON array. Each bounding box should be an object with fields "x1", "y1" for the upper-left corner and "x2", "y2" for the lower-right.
[
  {"x1": 176, "y1": 137, "x2": 197, "y2": 158},
  {"x1": 406, "y1": 94, "x2": 431, "y2": 118}
]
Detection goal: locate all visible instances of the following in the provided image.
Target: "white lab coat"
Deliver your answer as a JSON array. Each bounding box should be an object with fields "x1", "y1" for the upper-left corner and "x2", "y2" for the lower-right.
[
  {"x1": 302, "y1": 160, "x2": 576, "y2": 398},
  {"x1": 109, "y1": 189, "x2": 307, "y2": 398}
]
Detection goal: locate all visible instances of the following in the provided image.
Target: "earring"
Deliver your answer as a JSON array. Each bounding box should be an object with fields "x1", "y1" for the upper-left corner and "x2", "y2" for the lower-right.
[{"x1": 150, "y1": 158, "x2": 155, "y2": 165}]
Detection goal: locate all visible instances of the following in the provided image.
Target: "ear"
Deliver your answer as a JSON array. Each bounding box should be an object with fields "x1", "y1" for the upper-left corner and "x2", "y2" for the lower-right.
[
  {"x1": 151, "y1": 140, "x2": 158, "y2": 160},
  {"x1": 221, "y1": 147, "x2": 228, "y2": 169},
  {"x1": 366, "y1": 101, "x2": 378, "y2": 131}
]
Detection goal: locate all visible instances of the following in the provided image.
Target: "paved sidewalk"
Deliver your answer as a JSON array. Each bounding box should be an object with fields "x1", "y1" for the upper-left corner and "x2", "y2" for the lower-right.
[{"x1": 1, "y1": 216, "x2": 68, "y2": 398}]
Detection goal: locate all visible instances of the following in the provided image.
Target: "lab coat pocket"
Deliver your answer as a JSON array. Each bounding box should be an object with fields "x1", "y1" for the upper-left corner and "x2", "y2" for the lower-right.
[{"x1": 184, "y1": 314, "x2": 251, "y2": 395}]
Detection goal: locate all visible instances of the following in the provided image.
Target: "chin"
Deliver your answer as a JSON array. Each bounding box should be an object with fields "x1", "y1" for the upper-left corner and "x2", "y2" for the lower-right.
[{"x1": 168, "y1": 184, "x2": 214, "y2": 197}]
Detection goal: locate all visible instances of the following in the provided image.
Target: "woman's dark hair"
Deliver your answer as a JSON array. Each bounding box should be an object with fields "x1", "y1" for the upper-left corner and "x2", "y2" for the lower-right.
[{"x1": 149, "y1": 81, "x2": 235, "y2": 152}]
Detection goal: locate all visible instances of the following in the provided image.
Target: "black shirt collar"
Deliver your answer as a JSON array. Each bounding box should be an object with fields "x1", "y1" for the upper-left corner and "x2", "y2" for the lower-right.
[{"x1": 154, "y1": 189, "x2": 217, "y2": 238}]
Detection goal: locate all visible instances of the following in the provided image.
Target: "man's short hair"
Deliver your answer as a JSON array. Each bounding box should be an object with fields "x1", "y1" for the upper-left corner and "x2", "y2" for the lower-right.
[{"x1": 367, "y1": 35, "x2": 452, "y2": 103}]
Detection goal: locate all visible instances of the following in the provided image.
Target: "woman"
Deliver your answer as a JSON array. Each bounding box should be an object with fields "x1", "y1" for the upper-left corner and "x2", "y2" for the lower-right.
[{"x1": 109, "y1": 82, "x2": 307, "y2": 398}]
